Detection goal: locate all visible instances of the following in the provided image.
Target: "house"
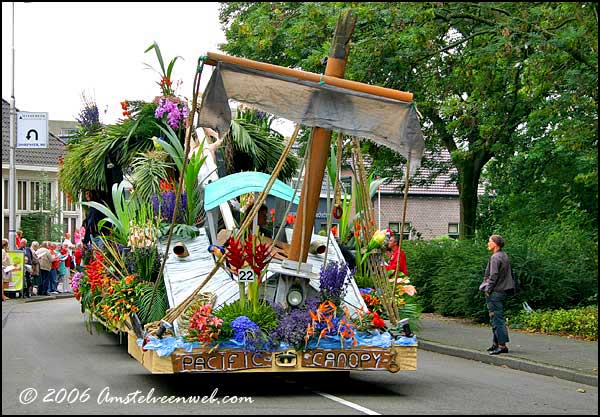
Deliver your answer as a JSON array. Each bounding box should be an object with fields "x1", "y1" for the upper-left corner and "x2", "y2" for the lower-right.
[
  {"x1": 1, "y1": 98, "x2": 83, "y2": 241},
  {"x1": 302, "y1": 150, "x2": 478, "y2": 241}
]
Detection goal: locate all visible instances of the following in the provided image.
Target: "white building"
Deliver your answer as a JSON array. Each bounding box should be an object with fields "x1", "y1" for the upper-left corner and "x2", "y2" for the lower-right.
[{"x1": 2, "y1": 98, "x2": 84, "y2": 240}]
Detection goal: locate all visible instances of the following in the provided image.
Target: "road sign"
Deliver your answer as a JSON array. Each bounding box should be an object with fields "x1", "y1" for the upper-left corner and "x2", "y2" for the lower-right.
[{"x1": 17, "y1": 112, "x2": 48, "y2": 149}]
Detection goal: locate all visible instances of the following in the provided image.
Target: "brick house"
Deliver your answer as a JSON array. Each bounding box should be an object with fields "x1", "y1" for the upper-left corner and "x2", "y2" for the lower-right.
[
  {"x1": 306, "y1": 151, "x2": 477, "y2": 241},
  {"x1": 1, "y1": 98, "x2": 83, "y2": 240}
]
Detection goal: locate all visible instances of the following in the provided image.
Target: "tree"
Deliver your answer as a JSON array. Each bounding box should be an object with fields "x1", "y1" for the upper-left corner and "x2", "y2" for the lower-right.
[{"x1": 218, "y1": 2, "x2": 598, "y2": 239}]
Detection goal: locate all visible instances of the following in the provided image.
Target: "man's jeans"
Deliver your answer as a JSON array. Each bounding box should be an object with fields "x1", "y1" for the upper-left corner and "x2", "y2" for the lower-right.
[{"x1": 486, "y1": 291, "x2": 510, "y2": 345}]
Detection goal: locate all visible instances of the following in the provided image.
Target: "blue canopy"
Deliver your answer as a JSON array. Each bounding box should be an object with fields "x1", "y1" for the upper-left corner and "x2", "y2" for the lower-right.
[{"x1": 203, "y1": 171, "x2": 300, "y2": 211}]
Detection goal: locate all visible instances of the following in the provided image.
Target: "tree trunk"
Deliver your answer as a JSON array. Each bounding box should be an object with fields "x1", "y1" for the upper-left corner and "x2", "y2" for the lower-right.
[{"x1": 457, "y1": 153, "x2": 488, "y2": 239}]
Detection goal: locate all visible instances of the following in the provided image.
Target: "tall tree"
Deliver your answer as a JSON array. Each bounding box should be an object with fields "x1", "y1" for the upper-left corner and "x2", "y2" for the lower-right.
[{"x1": 218, "y1": 2, "x2": 598, "y2": 239}]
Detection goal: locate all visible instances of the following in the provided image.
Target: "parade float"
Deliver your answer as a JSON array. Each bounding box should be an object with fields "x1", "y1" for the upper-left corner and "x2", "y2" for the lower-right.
[{"x1": 62, "y1": 10, "x2": 425, "y2": 375}]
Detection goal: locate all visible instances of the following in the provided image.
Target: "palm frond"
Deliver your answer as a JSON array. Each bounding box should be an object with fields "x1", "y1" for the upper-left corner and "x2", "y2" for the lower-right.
[
  {"x1": 130, "y1": 150, "x2": 172, "y2": 207},
  {"x1": 138, "y1": 281, "x2": 168, "y2": 325}
]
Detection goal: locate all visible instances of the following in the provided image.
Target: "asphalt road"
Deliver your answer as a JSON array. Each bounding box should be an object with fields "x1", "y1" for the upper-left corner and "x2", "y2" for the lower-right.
[{"x1": 2, "y1": 298, "x2": 598, "y2": 415}]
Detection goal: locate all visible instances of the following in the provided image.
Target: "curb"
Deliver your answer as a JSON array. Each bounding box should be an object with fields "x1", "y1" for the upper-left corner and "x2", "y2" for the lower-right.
[
  {"x1": 419, "y1": 339, "x2": 598, "y2": 387},
  {"x1": 23, "y1": 293, "x2": 75, "y2": 303}
]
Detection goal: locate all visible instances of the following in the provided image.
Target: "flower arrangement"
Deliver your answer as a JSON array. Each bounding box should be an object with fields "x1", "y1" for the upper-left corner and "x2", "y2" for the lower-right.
[
  {"x1": 150, "y1": 191, "x2": 187, "y2": 223},
  {"x1": 359, "y1": 288, "x2": 384, "y2": 315},
  {"x1": 84, "y1": 250, "x2": 108, "y2": 292},
  {"x1": 127, "y1": 219, "x2": 158, "y2": 249},
  {"x1": 185, "y1": 302, "x2": 223, "y2": 344},
  {"x1": 305, "y1": 300, "x2": 357, "y2": 348},
  {"x1": 319, "y1": 261, "x2": 351, "y2": 306},
  {"x1": 226, "y1": 233, "x2": 273, "y2": 312},
  {"x1": 231, "y1": 316, "x2": 265, "y2": 351},
  {"x1": 269, "y1": 296, "x2": 319, "y2": 348},
  {"x1": 351, "y1": 309, "x2": 387, "y2": 332},
  {"x1": 71, "y1": 271, "x2": 84, "y2": 294},
  {"x1": 154, "y1": 96, "x2": 189, "y2": 131},
  {"x1": 94, "y1": 275, "x2": 141, "y2": 330}
]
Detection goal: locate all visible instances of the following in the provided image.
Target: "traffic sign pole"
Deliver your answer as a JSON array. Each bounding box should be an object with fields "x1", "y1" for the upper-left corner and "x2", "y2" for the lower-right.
[{"x1": 9, "y1": 2, "x2": 16, "y2": 250}]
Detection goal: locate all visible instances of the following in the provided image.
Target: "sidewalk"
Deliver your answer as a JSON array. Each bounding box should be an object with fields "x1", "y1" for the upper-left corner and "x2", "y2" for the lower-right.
[{"x1": 417, "y1": 313, "x2": 598, "y2": 387}]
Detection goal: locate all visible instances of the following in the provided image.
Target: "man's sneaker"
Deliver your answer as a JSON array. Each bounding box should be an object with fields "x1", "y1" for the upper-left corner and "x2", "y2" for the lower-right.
[{"x1": 486, "y1": 345, "x2": 498, "y2": 352}]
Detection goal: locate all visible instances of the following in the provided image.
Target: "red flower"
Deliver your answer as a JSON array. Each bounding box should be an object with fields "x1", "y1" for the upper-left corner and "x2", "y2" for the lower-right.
[
  {"x1": 160, "y1": 76, "x2": 172, "y2": 87},
  {"x1": 286, "y1": 214, "x2": 296, "y2": 225},
  {"x1": 331, "y1": 225, "x2": 338, "y2": 237},
  {"x1": 244, "y1": 234, "x2": 272, "y2": 277},
  {"x1": 369, "y1": 311, "x2": 386, "y2": 328},
  {"x1": 226, "y1": 236, "x2": 246, "y2": 272},
  {"x1": 270, "y1": 208, "x2": 276, "y2": 215}
]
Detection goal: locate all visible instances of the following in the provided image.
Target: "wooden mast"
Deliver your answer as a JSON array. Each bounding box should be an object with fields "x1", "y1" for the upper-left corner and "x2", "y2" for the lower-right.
[{"x1": 287, "y1": 10, "x2": 357, "y2": 263}]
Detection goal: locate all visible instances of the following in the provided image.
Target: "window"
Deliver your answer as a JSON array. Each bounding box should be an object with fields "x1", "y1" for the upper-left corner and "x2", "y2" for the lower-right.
[
  {"x1": 59, "y1": 128, "x2": 77, "y2": 140},
  {"x1": 31, "y1": 181, "x2": 52, "y2": 211},
  {"x1": 3, "y1": 179, "x2": 7, "y2": 210},
  {"x1": 62, "y1": 190, "x2": 77, "y2": 212},
  {"x1": 17, "y1": 180, "x2": 27, "y2": 210},
  {"x1": 389, "y1": 222, "x2": 411, "y2": 241},
  {"x1": 448, "y1": 223, "x2": 459, "y2": 239}
]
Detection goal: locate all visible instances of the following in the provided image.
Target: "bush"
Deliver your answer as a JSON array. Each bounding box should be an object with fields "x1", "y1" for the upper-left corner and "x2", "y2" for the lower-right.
[
  {"x1": 509, "y1": 306, "x2": 598, "y2": 340},
  {"x1": 403, "y1": 227, "x2": 598, "y2": 324}
]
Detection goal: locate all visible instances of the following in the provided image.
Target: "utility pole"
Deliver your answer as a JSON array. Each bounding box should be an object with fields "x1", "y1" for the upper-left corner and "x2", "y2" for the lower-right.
[{"x1": 8, "y1": 2, "x2": 17, "y2": 250}]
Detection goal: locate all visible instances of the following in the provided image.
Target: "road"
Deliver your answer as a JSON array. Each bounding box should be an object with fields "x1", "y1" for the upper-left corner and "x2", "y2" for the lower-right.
[{"x1": 2, "y1": 298, "x2": 598, "y2": 415}]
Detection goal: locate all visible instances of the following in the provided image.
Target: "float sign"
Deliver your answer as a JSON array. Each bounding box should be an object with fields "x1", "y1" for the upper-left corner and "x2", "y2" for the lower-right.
[{"x1": 17, "y1": 112, "x2": 48, "y2": 148}]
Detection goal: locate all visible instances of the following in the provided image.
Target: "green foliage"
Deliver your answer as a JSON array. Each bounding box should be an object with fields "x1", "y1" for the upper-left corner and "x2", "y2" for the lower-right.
[
  {"x1": 81, "y1": 181, "x2": 133, "y2": 246},
  {"x1": 158, "y1": 223, "x2": 199, "y2": 239},
  {"x1": 144, "y1": 41, "x2": 182, "y2": 97},
  {"x1": 213, "y1": 300, "x2": 278, "y2": 339},
  {"x1": 137, "y1": 280, "x2": 168, "y2": 325},
  {"x1": 59, "y1": 102, "x2": 162, "y2": 199},
  {"x1": 130, "y1": 150, "x2": 172, "y2": 208},
  {"x1": 223, "y1": 108, "x2": 298, "y2": 183},
  {"x1": 510, "y1": 306, "x2": 598, "y2": 340},
  {"x1": 218, "y1": 2, "x2": 598, "y2": 240},
  {"x1": 404, "y1": 232, "x2": 598, "y2": 322},
  {"x1": 20, "y1": 211, "x2": 64, "y2": 244},
  {"x1": 123, "y1": 246, "x2": 163, "y2": 283}
]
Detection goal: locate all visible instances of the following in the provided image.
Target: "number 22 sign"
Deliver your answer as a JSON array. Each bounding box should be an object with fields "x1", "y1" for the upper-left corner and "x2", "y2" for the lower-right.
[{"x1": 238, "y1": 268, "x2": 255, "y2": 282}]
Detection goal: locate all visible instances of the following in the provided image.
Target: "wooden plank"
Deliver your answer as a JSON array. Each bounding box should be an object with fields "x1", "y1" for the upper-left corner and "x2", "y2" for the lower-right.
[
  {"x1": 301, "y1": 348, "x2": 393, "y2": 371},
  {"x1": 172, "y1": 351, "x2": 273, "y2": 373},
  {"x1": 127, "y1": 332, "x2": 143, "y2": 363},
  {"x1": 151, "y1": 351, "x2": 175, "y2": 374},
  {"x1": 392, "y1": 346, "x2": 417, "y2": 371}
]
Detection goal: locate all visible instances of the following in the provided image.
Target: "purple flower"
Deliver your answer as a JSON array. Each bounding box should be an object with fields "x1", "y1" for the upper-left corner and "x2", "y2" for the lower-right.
[
  {"x1": 151, "y1": 191, "x2": 187, "y2": 223},
  {"x1": 269, "y1": 296, "x2": 320, "y2": 348},
  {"x1": 71, "y1": 272, "x2": 84, "y2": 292},
  {"x1": 319, "y1": 261, "x2": 351, "y2": 306},
  {"x1": 155, "y1": 97, "x2": 188, "y2": 130}
]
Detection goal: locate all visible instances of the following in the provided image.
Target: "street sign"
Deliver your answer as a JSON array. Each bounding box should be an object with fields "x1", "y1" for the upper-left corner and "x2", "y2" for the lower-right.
[{"x1": 17, "y1": 111, "x2": 48, "y2": 149}]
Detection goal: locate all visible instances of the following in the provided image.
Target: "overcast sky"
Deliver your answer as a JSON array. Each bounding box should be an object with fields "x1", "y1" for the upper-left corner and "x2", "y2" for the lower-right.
[{"x1": 2, "y1": 2, "x2": 227, "y2": 124}]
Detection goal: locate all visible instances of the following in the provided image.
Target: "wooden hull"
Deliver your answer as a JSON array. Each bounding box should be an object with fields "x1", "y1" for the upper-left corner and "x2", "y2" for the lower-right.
[{"x1": 127, "y1": 331, "x2": 417, "y2": 374}]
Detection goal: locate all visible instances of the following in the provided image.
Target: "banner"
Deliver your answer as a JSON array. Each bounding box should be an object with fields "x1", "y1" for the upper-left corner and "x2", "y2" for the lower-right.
[{"x1": 4, "y1": 251, "x2": 25, "y2": 292}]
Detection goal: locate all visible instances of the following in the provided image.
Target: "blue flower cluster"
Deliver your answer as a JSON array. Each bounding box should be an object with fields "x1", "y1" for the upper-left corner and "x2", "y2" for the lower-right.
[
  {"x1": 230, "y1": 316, "x2": 262, "y2": 351},
  {"x1": 150, "y1": 191, "x2": 187, "y2": 223},
  {"x1": 319, "y1": 261, "x2": 351, "y2": 305}
]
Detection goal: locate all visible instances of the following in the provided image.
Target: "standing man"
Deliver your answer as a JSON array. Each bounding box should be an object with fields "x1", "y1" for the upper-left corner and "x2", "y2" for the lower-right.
[{"x1": 480, "y1": 234, "x2": 515, "y2": 355}]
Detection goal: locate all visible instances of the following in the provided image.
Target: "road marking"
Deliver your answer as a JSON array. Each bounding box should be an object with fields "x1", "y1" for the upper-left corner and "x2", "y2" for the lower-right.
[{"x1": 312, "y1": 390, "x2": 381, "y2": 415}]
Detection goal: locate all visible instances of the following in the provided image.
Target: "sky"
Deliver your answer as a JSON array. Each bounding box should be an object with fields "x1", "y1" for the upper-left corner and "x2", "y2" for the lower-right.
[{"x1": 2, "y1": 2, "x2": 227, "y2": 125}]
